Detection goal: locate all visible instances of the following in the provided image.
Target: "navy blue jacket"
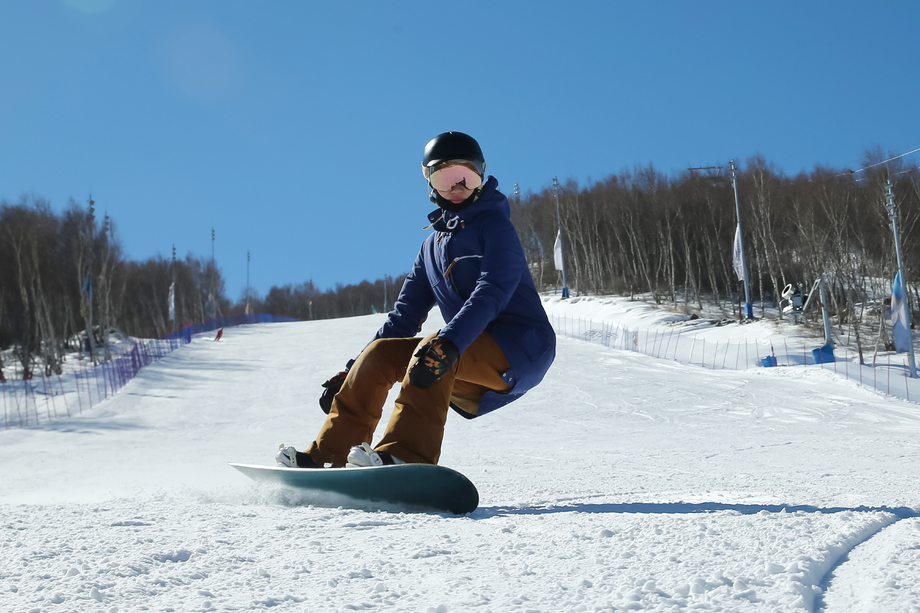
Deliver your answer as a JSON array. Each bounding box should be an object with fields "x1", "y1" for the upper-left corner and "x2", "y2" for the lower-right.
[{"x1": 371, "y1": 176, "x2": 556, "y2": 418}]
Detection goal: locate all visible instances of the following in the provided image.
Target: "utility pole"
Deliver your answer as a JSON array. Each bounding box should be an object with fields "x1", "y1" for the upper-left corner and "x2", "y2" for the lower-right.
[
  {"x1": 100, "y1": 212, "x2": 111, "y2": 361},
  {"x1": 246, "y1": 251, "x2": 251, "y2": 315},
  {"x1": 84, "y1": 195, "x2": 97, "y2": 364},
  {"x1": 210, "y1": 228, "x2": 216, "y2": 320},
  {"x1": 516, "y1": 182, "x2": 547, "y2": 285},
  {"x1": 730, "y1": 160, "x2": 753, "y2": 319},
  {"x1": 171, "y1": 244, "x2": 177, "y2": 334},
  {"x1": 383, "y1": 275, "x2": 389, "y2": 313},
  {"x1": 886, "y1": 180, "x2": 918, "y2": 378},
  {"x1": 818, "y1": 278, "x2": 833, "y2": 347},
  {"x1": 553, "y1": 177, "x2": 569, "y2": 299}
]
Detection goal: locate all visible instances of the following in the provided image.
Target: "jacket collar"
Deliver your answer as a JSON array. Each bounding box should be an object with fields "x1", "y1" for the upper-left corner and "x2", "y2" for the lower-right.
[{"x1": 426, "y1": 176, "x2": 502, "y2": 233}]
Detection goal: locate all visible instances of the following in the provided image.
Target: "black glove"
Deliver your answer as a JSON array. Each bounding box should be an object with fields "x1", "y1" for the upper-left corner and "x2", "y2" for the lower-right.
[
  {"x1": 408, "y1": 337, "x2": 460, "y2": 389},
  {"x1": 319, "y1": 370, "x2": 348, "y2": 414}
]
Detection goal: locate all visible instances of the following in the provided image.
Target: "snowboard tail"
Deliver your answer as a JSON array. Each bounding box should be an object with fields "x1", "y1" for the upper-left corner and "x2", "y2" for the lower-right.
[{"x1": 230, "y1": 462, "x2": 479, "y2": 515}]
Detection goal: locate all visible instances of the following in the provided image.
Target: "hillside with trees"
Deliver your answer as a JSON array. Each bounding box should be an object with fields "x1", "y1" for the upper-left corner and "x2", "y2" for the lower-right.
[
  {"x1": 1, "y1": 149, "x2": 917, "y2": 379},
  {"x1": 0, "y1": 194, "x2": 408, "y2": 378},
  {"x1": 514, "y1": 150, "x2": 919, "y2": 326}
]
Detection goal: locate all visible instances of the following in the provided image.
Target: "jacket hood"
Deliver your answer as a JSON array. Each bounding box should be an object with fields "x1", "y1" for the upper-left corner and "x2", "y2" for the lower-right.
[{"x1": 426, "y1": 176, "x2": 508, "y2": 233}]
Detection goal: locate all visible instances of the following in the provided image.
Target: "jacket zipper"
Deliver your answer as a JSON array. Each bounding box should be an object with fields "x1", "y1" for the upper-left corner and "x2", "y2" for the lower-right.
[{"x1": 443, "y1": 254, "x2": 483, "y2": 279}]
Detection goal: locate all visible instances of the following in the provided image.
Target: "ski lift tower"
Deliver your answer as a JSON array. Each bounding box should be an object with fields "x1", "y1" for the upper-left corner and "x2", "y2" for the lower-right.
[
  {"x1": 553, "y1": 177, "x2": 570, "y2": 299},
  {"x1": 885, "y1": 180, "x2": 918, "y2": 378},
  {"x1": 171, "y1": 244, "x2": 177, "y2": 334},
  {"x1": 730, "y1": 160, "x2": 754, "y2": 319}
]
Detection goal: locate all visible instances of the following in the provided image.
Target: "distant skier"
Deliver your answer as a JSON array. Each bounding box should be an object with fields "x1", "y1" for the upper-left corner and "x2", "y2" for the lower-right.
[
  {"x1": 215, "y1": 328, "x2": 223, "y2": 342},
  {"x1": 276, "y1": 132, "x2": 556, "y2": 469}
]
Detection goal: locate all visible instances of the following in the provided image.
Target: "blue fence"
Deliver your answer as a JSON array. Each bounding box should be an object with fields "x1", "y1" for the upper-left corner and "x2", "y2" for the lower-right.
[
  {"x1": 1, "y1": 314, "x2": 299, "y2": 429},
  {"x1": 551, "y1": 313, "x2": 920, "y2": 403}
]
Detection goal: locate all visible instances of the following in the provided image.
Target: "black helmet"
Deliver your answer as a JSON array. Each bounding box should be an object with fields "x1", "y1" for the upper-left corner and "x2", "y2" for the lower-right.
[{"x1": 422, "y1": 132, "x2": 485, "y2": 177}]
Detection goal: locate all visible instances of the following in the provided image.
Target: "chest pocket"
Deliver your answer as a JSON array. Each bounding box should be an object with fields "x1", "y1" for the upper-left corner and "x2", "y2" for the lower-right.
[
  {"x1": 425, "y1": 262, "x2": 445, "y2": 290},
  {"x1": 444, "y1": 254, "x2": 483, "y2": 299}
]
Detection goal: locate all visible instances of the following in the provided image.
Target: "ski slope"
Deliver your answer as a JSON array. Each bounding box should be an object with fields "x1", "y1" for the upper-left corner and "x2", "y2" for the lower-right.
[{"x1": 2, "y1": 297, "x2": 920, "y2": 613}]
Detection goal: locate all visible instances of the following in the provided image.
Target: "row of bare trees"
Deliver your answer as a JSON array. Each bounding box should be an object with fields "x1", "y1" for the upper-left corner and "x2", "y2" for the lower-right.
[
  {"x1": 0, "y1": 196, "x2": 230, "y2": 379},
  {"x1": 511, "y1": 150, "x2": 920, "y2": 345},
  {"x1": 248, "y1": 275, "x2": 409, "y2": 322},
  {"x1": 3, "y1": 149, "x2": 917, "y2": 378},
  {"x1": 0, "y1": 194, "x2": 409, "y2": 379}
]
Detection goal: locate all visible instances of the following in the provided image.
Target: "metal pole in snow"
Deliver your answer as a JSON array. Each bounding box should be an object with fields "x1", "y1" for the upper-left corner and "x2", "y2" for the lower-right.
[
  {"x1": 819, "y1": 278, "x2": 833, "y2": 347},
  {"x1": 172, "y1": 245, "x2": 177, "y2": 335},
  {"x1": 1, "y1": 380, "x2": 7, "y2": 429},
  {"x1": 885, "y1": 180, "x2": 918, "y2": 378},
  {"x1": 730, "y1": 160, "x2": 753, "y2": 319},
  {"x1": 58, "y1": 376, "x2": 70, "y2": 417},
  {"x1": 553, "y1": 177, "x2": 570, "y2": 299}
]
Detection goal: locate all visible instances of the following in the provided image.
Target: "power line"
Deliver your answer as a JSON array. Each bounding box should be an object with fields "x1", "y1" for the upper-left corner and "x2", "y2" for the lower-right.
[{"x1": 839, "y1": 145, "x2": 920, "y2": 177}]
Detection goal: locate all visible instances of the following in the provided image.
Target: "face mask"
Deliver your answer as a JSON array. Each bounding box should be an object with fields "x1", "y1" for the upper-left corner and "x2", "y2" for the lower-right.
[{"x1": 433, "y1": 188, "x2": 480, "y2": 213}]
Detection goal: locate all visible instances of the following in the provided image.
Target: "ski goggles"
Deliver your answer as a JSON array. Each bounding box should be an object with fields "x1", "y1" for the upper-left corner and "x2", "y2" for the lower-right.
[{"x1": 423, "y1": 161, "x2": 483, "y2": 192}]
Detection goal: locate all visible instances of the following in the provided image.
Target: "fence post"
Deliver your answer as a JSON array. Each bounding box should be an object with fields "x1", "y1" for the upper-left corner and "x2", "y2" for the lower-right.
[
  {"x1": 111, "y1": 359, "x2": 120, "y2": 393},
  {"x1": 13, "y1": 380, "x2": 24, "y2": 427},
  {"x1": 116, "y1": 355, "x2": 125, "y2": 390},
  {"x1": 58, "y1": 375, "x2": 70, "y2": 418},
  {"x1": 94, "y1": 362, "x2": 103, "y2": 403},
  {"x1": 74, "y1": 369, "x2": 84, "y2": 414},
  {"x1": 43, "y1": 371, "x2": 57, "y2": 420},
  {"x1": 26, "y1": 379, "x2": 38, "y2": 426}
]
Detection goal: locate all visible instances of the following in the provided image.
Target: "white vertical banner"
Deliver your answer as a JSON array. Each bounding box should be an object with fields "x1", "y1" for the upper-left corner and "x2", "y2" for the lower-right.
[
  {"x1": 553, "y1": 230, "x2": 564, "y2": 271},
  {"x1": 892, "y1": 272, "x2": 911, "y2": 353},
  {"x1": 732, "y1": 224, "x2": 745, "y2": 281},
  {"x1": 168, "y1": 282, "x2": 176, "y2": 322}
]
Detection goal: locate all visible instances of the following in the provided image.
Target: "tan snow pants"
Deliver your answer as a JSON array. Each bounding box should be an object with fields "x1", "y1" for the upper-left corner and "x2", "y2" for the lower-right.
[{"x1": 306, "y1": 332, "x2": 511, "y2": 467}]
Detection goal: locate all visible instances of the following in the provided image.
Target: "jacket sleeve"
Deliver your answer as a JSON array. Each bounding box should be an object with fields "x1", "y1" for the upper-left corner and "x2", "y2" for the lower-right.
[
  {"x1": 373, "y1": 247, "x2": 436, "y2": 341},
  {"x1": 438, "y1": 213, "x2": 525, "y2": 354}
]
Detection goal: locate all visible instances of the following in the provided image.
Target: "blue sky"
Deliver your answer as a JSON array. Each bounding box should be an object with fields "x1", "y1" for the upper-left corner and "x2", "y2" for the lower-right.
[{"x1": 2, "y1": 1, "x2": 918, "y2": 301}]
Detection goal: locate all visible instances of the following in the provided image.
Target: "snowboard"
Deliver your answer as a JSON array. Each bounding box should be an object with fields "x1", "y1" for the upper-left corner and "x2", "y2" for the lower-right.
[{"x1": 229, "y1": 462, "x2": 479, "y2": 515}]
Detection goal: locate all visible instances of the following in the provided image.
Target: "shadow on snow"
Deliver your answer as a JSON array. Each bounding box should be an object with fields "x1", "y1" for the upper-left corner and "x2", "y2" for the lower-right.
[{"x1": 474, "y1": 501, "x2": 920, "y2": 519}]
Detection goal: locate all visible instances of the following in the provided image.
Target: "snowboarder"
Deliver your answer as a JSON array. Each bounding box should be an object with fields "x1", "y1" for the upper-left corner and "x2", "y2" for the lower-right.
[{"x1": 277, "y1": 131, "x2": 556, "y2": 469}]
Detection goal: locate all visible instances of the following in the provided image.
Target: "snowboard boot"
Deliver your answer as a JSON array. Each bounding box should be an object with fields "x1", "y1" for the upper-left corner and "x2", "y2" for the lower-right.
[
  {"x1": 345, "y1": 442, "x2": 405, "y2": 468},
  {"x1": 276, "y1": 444, "x2": 320, "y2": 469}
]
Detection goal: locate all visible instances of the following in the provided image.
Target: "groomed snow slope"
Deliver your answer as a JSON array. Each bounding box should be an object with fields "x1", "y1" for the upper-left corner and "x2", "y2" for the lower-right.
[{"x1": 2, "y1": 297, "x2": 920, "y2": 613}]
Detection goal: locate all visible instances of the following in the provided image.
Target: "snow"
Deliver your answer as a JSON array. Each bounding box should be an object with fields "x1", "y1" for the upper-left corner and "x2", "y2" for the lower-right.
[{"x1": 2, "y1": 296, "x2": 920, "y2": 612}]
